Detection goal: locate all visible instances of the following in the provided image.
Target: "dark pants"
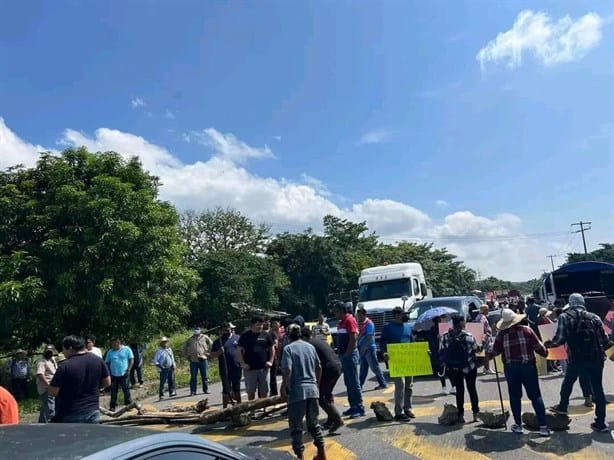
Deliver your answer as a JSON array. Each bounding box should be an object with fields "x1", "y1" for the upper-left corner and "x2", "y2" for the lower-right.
[
  {"x1": 159, "y1": 367, "x2": 175, "y2": 396},
  {"x1": 11, "y1": 378, "x2": 28, "y2": 402},
  {"x1": 130, "y1": 364, "x2": 144, "y2": 386},
  {"x1": 189, "y1": 360, "x2": 209, "y2": 394},
  {"x1": 504, "y1": 362, "x2": 546, "y2": 427},
  {"x1": 557, "y1": 359, "x2": 606, "y2": 425},
  {"x1": 448, "y1": 368, "x2": 479, "y2": 417},
  {"x1": 53, "y1": 409, "x2": 100, "y2": 424},
  {"x1": 319, "y1": 369, "x2": 342, "y2": 424},
  {"x1": 110, "y1": 375, "x2": 132, "y2": 410},
  {"x1": 269, "y1": 358, "x2": 278, "y2": 396},
  {"x1": 221, "y1": 369, "x2": 242, "y2": 395},
  {"x1": 288, "y1": 398, "x2": 325, "y2": 457}
]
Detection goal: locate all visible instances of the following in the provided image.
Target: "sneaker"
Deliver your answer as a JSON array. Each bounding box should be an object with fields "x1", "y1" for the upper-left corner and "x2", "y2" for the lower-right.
[
  {"x1": 404, "y1": 409, "x2": 416, "y2": 419},
  {"x1": 158, "y1": 395, "x2": 164, "y2": 400},
  {"x1": 449, "y1": 386, "x2": 456, "y2": 395},
  {"x1": 328, "y1": 419, "x2": 344, "y2": 433},
  {"x1": 584, "y1": 396, "x2": 594, "y2": 408},
  {"x1": 342, "y1": 407, "x2": 354, "y2": 416},
  {"x1": 374, "y1": 384, "x2": 388, "y2": 390},
  {"x1": 549, "y1": 405, "x2": 568, "y2": 415},
  {"x1": 169, "y1": 392, "x2": 177, "y2": 397},
  {"x1": 458, "y1": 416, "x2": 466, "y2": 424},
  {"x1": 590, "y1": 422, "x2": 608, "y2": 433},
  {"x1": 539, "y1": 426, "x2": 551, "y2": 437},
  {"x1": 511, "y1": 424, "x2": 524, "y2": 434},
  {"x1": 472, "y1": 412, "x2": 480, "y2": 423},
  {"x1": 109, "y1": 407, "x2": 116, "y2": 412},
  {"x1": 350, "y1": 410, "x2": 365, "y2": 419},
  {"x1": 394, "y1": 413, "x2": 411, "y2": 422},
  {"x1": 485, "y1": 369, "x2": 496, "y2": 375},
  {"x1": 322, "y1": 420, "x2": 332, "y2": 430},
  {"x1": 190, "y1": 392, "x2": 196, "y2": 396},
  {"x1": 443, "y1": 386, "x2": 450, "y2": 395}
]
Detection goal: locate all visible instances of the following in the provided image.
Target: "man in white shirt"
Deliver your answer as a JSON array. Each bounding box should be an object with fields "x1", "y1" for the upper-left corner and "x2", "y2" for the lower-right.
[
  {"x1": 85, "y1": 335, "x2": 103, "y2": 358},
  {"x1": 312, "y1": 313, "x2": 331, "y2": 342}
]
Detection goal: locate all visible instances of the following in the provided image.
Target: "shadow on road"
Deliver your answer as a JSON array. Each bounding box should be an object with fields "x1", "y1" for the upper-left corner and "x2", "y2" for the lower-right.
[
  {"x1": 464, "y1": 428, "x2": 526, "y2": 453},
  {"x1": 410, "y1": 421, "x2": 464, "y2": 435},
  {"x1": 526, "y1": 431, "x2": 594, "y2": 455}
]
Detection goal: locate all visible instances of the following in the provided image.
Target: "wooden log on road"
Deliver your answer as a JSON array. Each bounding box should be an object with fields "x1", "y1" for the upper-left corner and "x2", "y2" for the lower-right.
[
  {"x1": 100, "y1": 402, "x2": 144, "y2": 418},
  {"x1": 101, "y1": 396, "x2": 285, "y2": 426}
]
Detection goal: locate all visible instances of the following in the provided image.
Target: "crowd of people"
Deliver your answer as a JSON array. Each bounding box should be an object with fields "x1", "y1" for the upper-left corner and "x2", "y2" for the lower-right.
[{"x1": 0, "y1": 293, "x2": 612, "y2": 460}]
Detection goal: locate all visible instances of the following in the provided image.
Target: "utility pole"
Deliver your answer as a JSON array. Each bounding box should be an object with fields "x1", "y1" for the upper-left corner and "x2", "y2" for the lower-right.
[
  {"x1": 546, "y1": 255, "x2": 556, "y2": 271},
  {"x1": 571, "y1": 221, "x2": 592, "y2": 255}
]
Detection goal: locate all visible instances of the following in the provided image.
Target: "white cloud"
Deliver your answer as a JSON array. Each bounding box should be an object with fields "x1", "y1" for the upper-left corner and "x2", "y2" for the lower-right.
[
  {"x1": 0, "y1": 118, "x2": 560, "y2": 280},
  {"x1": 0, "y1": 118, "x2": 47, "y2": 169},
  {"x1": 165, "y1": 110, "x2": 175, "y2": 120},
  {"x1": 189, "y1": 128, "x2": 276, "y2": 163},
  {"x1": 436, "y1": 199, "x2": 449, "y2": 208},
  {"x1": 358, "y1": 129, "x2": 391, "y2": 145},
  {"x1": 477, "y1": 10, "x2": 603, "y2": 70},
  {"x1": 131, "y1": 97, "x2": 146, "y2": 109}
]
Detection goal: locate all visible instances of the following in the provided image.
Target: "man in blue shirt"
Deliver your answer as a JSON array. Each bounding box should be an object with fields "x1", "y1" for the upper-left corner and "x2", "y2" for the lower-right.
[
  {"x1": 104, "y1": 338, "x2": 134, "y2": 412},
  {"x1": 380, "y1": 306, "x2": 415, "y2": 421},
  {"x1": 356, "y1": 309, "x2": 387, "y2": 390}
]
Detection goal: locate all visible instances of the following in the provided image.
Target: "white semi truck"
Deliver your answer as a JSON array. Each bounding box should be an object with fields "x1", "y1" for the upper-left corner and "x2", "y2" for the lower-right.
[{"x1": 355, "y1": 262, "x2": 431, "y2": 350}]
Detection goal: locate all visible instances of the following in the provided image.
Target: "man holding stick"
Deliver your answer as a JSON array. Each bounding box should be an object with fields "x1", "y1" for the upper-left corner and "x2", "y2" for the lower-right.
[{"x1": 210, "y1": 322, "x2": 242, "y2": 408}]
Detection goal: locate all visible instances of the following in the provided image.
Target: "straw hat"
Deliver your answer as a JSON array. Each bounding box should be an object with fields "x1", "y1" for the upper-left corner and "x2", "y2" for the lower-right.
[
  {"x1": 159, "y1": 336, "x2": 169, "y2": 343},
  {"x1": 497, "y1": 308, "x2": 526, "y2": 331},
  {"x1": 538, "y1": 307, "x2": 552, "y2": 317}
]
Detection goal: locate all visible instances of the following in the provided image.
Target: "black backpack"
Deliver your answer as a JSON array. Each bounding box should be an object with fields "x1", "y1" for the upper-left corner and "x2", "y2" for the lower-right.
[
  {"x1": 445, "y1": 331, "x2": 469, "y2": 369},
  {"x1": 567, "y1": 309, "x2": 601, "y2": 359}
]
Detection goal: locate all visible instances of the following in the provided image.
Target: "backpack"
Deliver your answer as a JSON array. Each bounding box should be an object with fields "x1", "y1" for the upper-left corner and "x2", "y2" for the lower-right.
[
  {"x1": 444, "y1": 332, "x2": 469, "y2": 369},
  {"x1": 567, "y1": 310, "x2": 601, "y2": 359}
]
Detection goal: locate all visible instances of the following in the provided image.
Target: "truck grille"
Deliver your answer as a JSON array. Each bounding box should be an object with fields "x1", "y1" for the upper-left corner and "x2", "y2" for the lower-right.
[{"x1": 369, "y1": 311, "x2": 395, "y2": 338}]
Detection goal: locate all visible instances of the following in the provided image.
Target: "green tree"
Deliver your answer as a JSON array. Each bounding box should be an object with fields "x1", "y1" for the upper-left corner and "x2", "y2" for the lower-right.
[
  {"x1": 567, "y1": 243, "x2": 614, "y2": 264},
  {"x1": 178, "y1": 208, "x2": 286, "y2": 325},
  {"x1": 0, "y1": 148, "x2": 199, "y2": 351}
]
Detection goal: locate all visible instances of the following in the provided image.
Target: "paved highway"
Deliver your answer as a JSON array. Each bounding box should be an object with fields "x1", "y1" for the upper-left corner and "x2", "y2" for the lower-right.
[{"x1": 140, "y1": 362, "x2": 614, "y2": 459}]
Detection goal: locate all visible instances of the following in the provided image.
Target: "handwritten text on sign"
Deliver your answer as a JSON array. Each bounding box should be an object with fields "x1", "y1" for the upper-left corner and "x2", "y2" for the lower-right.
[{"x1": 387, "y1": 342, "x2": 432, "y2": 378}]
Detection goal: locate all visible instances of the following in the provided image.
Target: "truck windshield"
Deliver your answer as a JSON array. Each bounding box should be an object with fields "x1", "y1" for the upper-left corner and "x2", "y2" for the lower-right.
[{"x1": 358, "y1": 279, "x2": 410, "y2": 302}]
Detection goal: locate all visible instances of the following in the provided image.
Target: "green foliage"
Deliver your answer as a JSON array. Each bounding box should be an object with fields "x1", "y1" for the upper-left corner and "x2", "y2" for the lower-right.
[
  {"x1": 475, "y1": 276, "x2": 542, "y2": 295},
  {"x1": 0, "y1": 148, "x2": 199, "y2": 351},
  {"x1": 567, "y1": 243, "x2": 614, "y2": 264},
  {"x1": 179, "y1": 208, "x2": 287, "y2": 326}
]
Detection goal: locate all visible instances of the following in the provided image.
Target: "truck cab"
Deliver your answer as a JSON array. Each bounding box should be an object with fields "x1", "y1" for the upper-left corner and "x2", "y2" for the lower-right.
[{"x1": 355, "y1": 263, "x2": 430, "y2": 351}]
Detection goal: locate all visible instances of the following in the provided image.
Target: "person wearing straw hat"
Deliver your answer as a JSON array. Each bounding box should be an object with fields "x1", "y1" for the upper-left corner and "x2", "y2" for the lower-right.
[
  {"x1": 537, "y1": 308, "x2": 553, "y2": 326},
  {"x1": 153, "y1": 337, "x2": 176, "y2": 400},
  {"x1": 491, "y1": 308, "x2": 551, "y2": 436}
]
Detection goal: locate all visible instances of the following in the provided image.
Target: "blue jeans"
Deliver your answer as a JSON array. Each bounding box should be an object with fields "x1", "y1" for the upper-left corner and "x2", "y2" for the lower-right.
[
  {"x1": 159, "y1": 367, "x2": 176, "y2": 396},
  {"x1": 359, "y1": 347, "x2": 386, "y2": 387},
  {"x1": 54, "y1": 410, "x2": 100, "y2": 424},
  {"x1": 190, "y1": 360, "x2": 209, "y2": 394},
  {"x1": 558, "y1": 359, "x2": 606, "y2": 425},
  {"x1": 504, "y1": 362, "x2": 546, "y2": 427},
  {"x1": 38, "y1": 391, "x2": 55, "y2": 423},
  {"x1": 340, "y1": 349, "x2": 363, "y2": 412}
]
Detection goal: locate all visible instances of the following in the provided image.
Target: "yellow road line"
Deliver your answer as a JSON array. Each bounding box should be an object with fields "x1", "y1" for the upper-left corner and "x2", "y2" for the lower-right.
[{"x1": 262, "y1": 437, "x2": 357, "y2": 459}]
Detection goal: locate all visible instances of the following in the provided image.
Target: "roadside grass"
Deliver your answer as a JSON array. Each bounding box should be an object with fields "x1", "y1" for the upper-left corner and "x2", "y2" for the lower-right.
[{"x1": 3, "y1": 330, "x2": 221, "y2": 415}]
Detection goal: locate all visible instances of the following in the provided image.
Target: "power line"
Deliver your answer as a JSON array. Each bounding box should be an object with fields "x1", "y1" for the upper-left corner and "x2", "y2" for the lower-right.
[{"x1": 571, "y1": 221, "x2": 592, "y2": 255}]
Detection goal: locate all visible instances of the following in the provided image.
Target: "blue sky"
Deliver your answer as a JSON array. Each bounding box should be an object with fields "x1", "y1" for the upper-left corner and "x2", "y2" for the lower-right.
[{"x1": 1, "y1": 1, "x2": 612, "y2": 280}]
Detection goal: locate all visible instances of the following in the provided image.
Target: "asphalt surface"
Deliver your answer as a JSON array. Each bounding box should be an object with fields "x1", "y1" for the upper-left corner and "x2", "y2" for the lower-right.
[{"x1": 132, "y1": 361, "x2": 614, "y2": 460}]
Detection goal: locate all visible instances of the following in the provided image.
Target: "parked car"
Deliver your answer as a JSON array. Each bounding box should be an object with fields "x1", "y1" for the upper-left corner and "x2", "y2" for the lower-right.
[
  {"x1": 0, "y1": 424, "x2": 293, "y2": 460},
  {"x1": 407, "y1": 295, "x2": 482, "y2": 341}
]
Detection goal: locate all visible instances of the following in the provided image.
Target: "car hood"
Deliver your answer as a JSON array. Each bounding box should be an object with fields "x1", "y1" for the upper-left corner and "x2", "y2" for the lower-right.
[{"x1": 235, "y1": 446, "x2": 294, "y2": 459}]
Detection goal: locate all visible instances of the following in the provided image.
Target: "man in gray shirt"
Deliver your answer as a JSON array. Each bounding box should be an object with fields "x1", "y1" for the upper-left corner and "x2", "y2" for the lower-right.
[{"x1": 281, "y1": 324, "x2": 326, "y2": 460}]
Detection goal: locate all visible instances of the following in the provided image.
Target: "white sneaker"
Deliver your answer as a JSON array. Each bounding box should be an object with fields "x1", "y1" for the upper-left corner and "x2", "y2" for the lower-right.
[
  {"x1": 449, "y1": 386, "x2": 456, "y2": 395},
  {"x1": 539, "y1": 426, "x2": 551, "y2": 437},
  {"x1": 443, "y1": 386, "x2": 450, "y2": 395},
  {"x1": 511, "y1": 424, "x2": 524, "y2": 434}
]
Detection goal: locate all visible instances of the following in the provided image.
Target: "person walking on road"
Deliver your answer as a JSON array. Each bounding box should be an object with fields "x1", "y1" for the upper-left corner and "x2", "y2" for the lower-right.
[
  {"x1": 48, "y1": 335, "x2": 111, "y2": 423},
  {"x1": 237, "y1": 316, "x2": 275, "y2": 400},
  {"x1": 440, "y1": 315, "x2": 480, "y2": 423},
  {"x1": 491, "y1": 309, "x2": 551, "y2": 436},
  {"x1": 335, "y1": 302, "x2": 365, "y2": 419},
  {"x1": 356, "y1": 308, "x2": 387, "y2": 391},
  {"x1": 280, "y1": 324, "x2": 327, "y2": 460},
  {"x1": 475, "y1": 305, "x2": 494, "y2": 374},
  {"x1": 380, "y1": 306, "x2": 415, "y2": 422},
  {"x1": 105, "y1": 337, "x2": 134, "y2": 412},
  {"x1": 184, "y1": 326, "x2": 213, "y2": 395},
  {"x1": 301, "y1": 326, "x2": 344, "y2": 433},
  {"x1": 35, "y1": 345, "x2": 58, "y2": 423},
  {"x1": 153, "y1": 337, "x2": 176, "y2": 400},
  {"x1": 545, "y1": 293, "x2": 613, "y2": 433},
  {"x1": 210, "y1": 323, "x2": 242, "y2": 408}
]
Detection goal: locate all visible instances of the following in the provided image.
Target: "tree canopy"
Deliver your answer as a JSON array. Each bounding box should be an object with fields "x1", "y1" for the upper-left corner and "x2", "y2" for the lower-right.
[
  {"x1": 0, "y1": 148, "x2": 198, "y2": 350},
  {"x1": 567, "y1": 243, "x2": 614, "y2": 264}
]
